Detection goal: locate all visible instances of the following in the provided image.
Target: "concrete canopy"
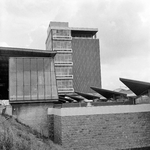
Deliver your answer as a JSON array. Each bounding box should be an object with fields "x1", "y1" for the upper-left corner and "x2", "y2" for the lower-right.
[
  {"x1": 90, "y1": 87, "x2": 127, "y2": 99},
  {"x1": 75, "y1": 91, "x2": 100, "y2": 100},
  {"x1": 120, "y1": 78, "x2": 150, "y2": 96}
]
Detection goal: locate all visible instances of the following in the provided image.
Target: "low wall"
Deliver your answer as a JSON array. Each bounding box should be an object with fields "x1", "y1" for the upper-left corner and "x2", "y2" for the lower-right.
[
  {"x1": 48, "y1": 104, "x2": 150, "y2": 150},
  {"x1": 12, "y1": 103, "x2": 53, "y2": 137}
]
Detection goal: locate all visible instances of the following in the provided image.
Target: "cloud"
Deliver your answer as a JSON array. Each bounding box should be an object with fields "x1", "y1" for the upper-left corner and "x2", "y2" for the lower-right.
[
  {"x1": 0, "y1": 42, "x2": 9, "y2": 47},
  {"x1": 70, "y1": 0, "x2": 150, "y2": 63},
  {"x1": 0, "y1": 0, "x2": 150, "y2": 89},
  {"x1": 26, "y1": 25, "x2": 47, "y2": 49}
]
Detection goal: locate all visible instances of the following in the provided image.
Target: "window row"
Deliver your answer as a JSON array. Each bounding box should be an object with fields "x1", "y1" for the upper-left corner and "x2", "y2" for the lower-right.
[
  {"x1": 57, "y1": 80, "x2": 73, "y2": 89},
  {"x1": 9, "y1": 85, "x2": 57, "y2": 100},
  {"x1": 54, "y1": 54, "x2": 72, "y2": 63},
  {"x1": 55, "y1": 67, "x2": 72, "y2": 76},
  {"x1": 52, "y1": 29, "x2": 71, "y2": 37},
  {"x1": 53, "y1": 41, "x2": 71, "y2": 49},
  {"x1": 10, "y1": 58, "x2": 54, "y2": 72}
]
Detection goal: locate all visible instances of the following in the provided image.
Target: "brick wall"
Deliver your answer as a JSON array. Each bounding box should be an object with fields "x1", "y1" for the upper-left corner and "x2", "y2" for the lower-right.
[
  {"x1": 72, "y1": 38, "x2": 101, "y2": 93},
  {"x1": 61, "y1": 112, "x2": 150, "y2": 150},
  {"x1": 48, "y1": 105, "x2": 150, "y2": 150}
]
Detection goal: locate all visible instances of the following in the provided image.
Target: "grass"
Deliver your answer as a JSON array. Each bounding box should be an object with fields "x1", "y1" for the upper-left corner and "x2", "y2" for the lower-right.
[{"x1": 0, "y1": 114, "x2": 64, "y2": 150}]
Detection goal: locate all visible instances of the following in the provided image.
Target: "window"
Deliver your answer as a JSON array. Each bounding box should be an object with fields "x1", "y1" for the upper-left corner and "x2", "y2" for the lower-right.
[
  {"x1": 9, "y1": 57, "x2": 58, "y2": 101},
  {"x1": 52, "y1": 29, "x2": 71, "y2": 37},
  {"x1": 53, "y1": 41, "x2": 71, "y2": 50},
  {"x1": 55, "y1": 67, "x2": 72, "y2": 76},
  {"x1": 57, "y1": 80, "x2": 73, "y2": 89},
  {"x1": 54, "y1": 54, "x2": 72, "y2": 63}
]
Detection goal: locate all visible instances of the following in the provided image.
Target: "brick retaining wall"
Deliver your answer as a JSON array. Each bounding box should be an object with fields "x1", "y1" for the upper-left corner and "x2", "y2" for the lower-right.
[{"x1": 48, "y1": 104, "x2": 150, "y2": 150}]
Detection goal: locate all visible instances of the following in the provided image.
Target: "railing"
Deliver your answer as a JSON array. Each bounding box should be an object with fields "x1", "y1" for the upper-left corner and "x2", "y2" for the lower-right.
[
  {"x1": 53, "y1": 49, "x2": 72, "y2": 53},
  {"x1": 58, "y1": 88, "x2": 74, "y2": 93},
  {"x1": 56, "y1": 75, "x2": 73, "y2": 79},
  {"x1": 55, "y1": 62, "x2": 73, "y2": 66},
  {"x1": 53, "y1": 36, "x2": 72, "y2": 40}
]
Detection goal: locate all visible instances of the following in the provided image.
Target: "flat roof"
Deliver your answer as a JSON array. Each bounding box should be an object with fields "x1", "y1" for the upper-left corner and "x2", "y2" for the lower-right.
[
  {"x1": 0, "y1": 46, "x2": 56, "y2": 57},
  {"x1": 50, "y1": 26, "x2": 98, "y2": 32},
  {"x1": 120, "y1": 78, "x2": 150, "y2": 96},
  {"x1": 91, "y1": 87, "x2": 127, "y2": 99}
]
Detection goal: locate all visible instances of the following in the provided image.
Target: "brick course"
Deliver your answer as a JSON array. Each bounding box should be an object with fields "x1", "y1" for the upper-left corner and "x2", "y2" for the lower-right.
[{"x1": 50, "y1": 112, "x2": 150, "y2": 150}]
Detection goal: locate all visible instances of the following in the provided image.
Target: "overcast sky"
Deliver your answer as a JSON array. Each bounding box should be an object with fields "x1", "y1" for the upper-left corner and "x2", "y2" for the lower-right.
[{"x1": 0, "y1": 0, "x2": 150, "y2": 90}]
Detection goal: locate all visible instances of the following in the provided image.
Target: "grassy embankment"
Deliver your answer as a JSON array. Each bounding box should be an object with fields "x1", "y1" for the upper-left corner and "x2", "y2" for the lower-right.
[{"x1": 0, "y1": 114, "x2": 64, "y2": 150}]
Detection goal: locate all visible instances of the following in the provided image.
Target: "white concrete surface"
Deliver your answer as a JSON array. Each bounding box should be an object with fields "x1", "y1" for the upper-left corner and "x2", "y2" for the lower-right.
[{"x1": 47, "y1": 104, "x2": 150, "y2": 116}]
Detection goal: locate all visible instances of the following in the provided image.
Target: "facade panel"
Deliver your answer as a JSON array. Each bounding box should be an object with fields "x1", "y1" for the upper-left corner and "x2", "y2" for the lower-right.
[
  {"x1": 9, "y1": 57, "x2": 58, "y2": 102},
  {"x1": 46, "y1": 26, "x2": 74, "y2": 94},
  {"x1": 72, "y1": 38, "x2": 101, "y2": 93}
]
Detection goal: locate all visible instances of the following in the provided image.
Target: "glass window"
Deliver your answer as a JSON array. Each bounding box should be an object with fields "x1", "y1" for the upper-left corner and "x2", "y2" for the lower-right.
[
  {"x1": 9, "y1": 58, "x2": 16, "y2": 72},
  {"x1": 24, "y1": 71, "x2": 30, "y2": 85},
  {"x1": 10, "y1": 86, "x2": 16, "y2": 100},
  {"x1": 17, "y1": 58, "x2": 23, "y2": 71},
  {"x1": 31, "y1": 71, "x2": 37, "y2": 86},
  {"x1": 53, "y1": 41, "x2": 71, "y2": 50},
  {"x1": 10, "y1": 72, "x2": 16, "y2": 87},
  {"x1": 9, "y1": 57, "x2": 57, "y2": 101},
  {"x1": 51, "y1": 72, "x2": 56, "y2": 86},
  {"x1": 45, "y1": 85, "x2": 51, "y2": 99},
  {"x1": 45, "y1": 71, "x2": 51, "y2": 85},
  {"x1": 17, "y1": 85, "x2": 23, "y2": 100},
  {"x1": 55, "y1": 54, "x2": 72, "y2": 63},
  {"x1": 52, "y1": 85, "x2": 58, "y2": 99},
  {"x1": 38, "y1": 85, "x2": 44, "y2": 99},
  {"x1": 24, "y1": 58, "x2": 30, "y2": 71},
  {"x1": 44, "y1": 58, "x2": 50, "y2": 72},
  {"x1": 55, "y1": 67, "x2": 72, "y2": 76},
  {"x1": 50, "y1": 59, "x2": 55, "y2": 72},
  {"x1": 24, "y1": 85, "x2": 30, "y2": 100},
  {"x1": 31, "y1": 84, "x2": 37, "y2": 100},
  {"x1": 38, "y1": 58, "x2": 44, "y2": 85},
  {"x1": 31, "y1": 59, "x2": 37, "y2": 71},
  {"x1": 17, "y1": 70, "x2": 23, "y2": 85},
  {"x1": 57, "y1": 79, "x2": 73, "y2": 89}
]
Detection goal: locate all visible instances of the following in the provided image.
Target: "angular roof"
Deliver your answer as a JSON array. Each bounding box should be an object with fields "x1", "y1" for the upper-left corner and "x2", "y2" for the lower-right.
[
  {"x1": 90, "y1": 87, "x2": 127, "y2": 99},
  {"x1": 75, "y1": 91, "x2": 100, "y2": 100},
  {"x1": 120, "y1": 78, "x2": 150, "y2": 96}
]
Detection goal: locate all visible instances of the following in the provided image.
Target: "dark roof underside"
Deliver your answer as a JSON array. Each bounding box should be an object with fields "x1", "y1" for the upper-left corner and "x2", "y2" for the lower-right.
[
  {"x1": 90, "y1": 87, "x2": 127, "y2": 99},
  {"x1": 71, "y1": 30, "x2": 97, "y2": 37},
  {"x1": 0, "y1": 47, "x2": 56, "y2": 57},
  {"x1": 75, "y1": 91, "x2": 100, "y2": 100},
  {"x1": 120, "y1": 78, "x2": 150, "y2": 96}
]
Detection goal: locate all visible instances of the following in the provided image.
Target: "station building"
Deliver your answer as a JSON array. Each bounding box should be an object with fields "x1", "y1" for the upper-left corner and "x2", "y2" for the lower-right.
[{"x1": 0, "y1": 21, "x2": 102, "y2": 137}]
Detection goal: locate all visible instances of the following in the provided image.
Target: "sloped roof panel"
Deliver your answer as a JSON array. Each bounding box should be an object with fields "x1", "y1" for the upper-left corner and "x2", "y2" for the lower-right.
[
  {"x1": 120, "y1": 78, "x2": 150, "y2": 96},
  {"x1": 90, "y1": 87, "x2": 127, "y2": 99}
]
